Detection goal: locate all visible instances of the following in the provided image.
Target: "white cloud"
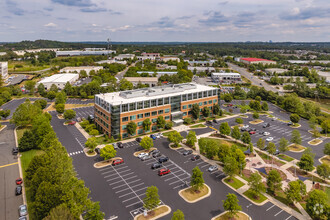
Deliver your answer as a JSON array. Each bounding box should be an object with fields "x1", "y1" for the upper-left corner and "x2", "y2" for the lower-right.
[{"x1": 44, "y1": 22, "x2": 57, "y2": 27}]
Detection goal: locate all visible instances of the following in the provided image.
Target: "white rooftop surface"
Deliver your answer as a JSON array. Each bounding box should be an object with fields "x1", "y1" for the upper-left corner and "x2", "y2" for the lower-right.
[
  {"x1": 96, "y1": 83, "x2": 216, "y2": 105},
  {"x1": 212, "y1": 72, "x2": 240, "y2": 76},
  {"x1": 39, "y1": 74, "x2": 79, "y2": 83}
]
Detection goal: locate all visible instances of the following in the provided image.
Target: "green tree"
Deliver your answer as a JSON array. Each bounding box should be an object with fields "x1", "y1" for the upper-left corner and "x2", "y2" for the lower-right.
[
  {"x1": 183, "y1": 117, "x2": 192, "y2": 125},
  {"x1": 231, "y1": 126, "x2": 241, "y2": 140},
  {"x1": 35, "y1": 99, "x2": 47, "y2": 109},
  {"x1": 142, "y1": 118, "x2": 151, "y2": 132},
  {"x1": 297, "y1": 153, "x2": 314, "y2": 172},
  {"x1": 321, "y1": 119, "x2": 330, "y2": 134},
  {"x1": 261, "y1": 102, "x2": 269, "y2": 111},
  {"x1": 223, "y1": 93, "x2": 233, "y2": 103},
  {"x1": 223, "y1": 156, "x2": 239, "y2": 179},
  {"x1": 266, "y1": 170, "x2": 282, "y2": 195},
  {"x1": 11, "y1": 101, "x2": 42, "y2": 127},
  {"x1": 84, "y1": 202, "x2": 104, "y2": 220},
  {"x1": 290, "y1": 114, "x2": 300, "y2": 124},
  {"x1": 241, "y1": 131, "x2": 251, "y2": 144},
  {"x1": 255, "y1": 96, "x2": 261, "y2": 102},
  {"x1": 257, "y1": 138, "x2": 265, "y2": 150},
  {"x1": 213, "y1": 104, "x2": 220, "y2": 116},
  {"x1": 202, "y1": 106, "x2": 210, "y2": 118},
  {"x1": 248, "y1": 172, "x2": 266, "y2": 198},
  {"x1": 219, "y1": 122, "x2": 231, "y2": 135},
  {"x1": 18, "y1": 130, "x2": 36, "y2": 151},
  {"x1": 235, "y1": 117, "x2": 243, "y2": 124},
  {"x1": 252, "y1": 112, "x2": 259, "y2": 119},
  {"x1": 156, "y1": 116, "x2": 166, "y2": 129},
  {"x1": 278, "y1": 137, "x2": 288, "y2": 154},
  {"x1": 140, "y1": 136, "x2": 154, "y2": 150},
  {"x1": 285, "y1": 180, "x2": 306, "y2": 204},
  {"x1": 25, "y1": 80, "x2": 37, "y2": 94},
  {"x1": 63, "y1": 82, "x2": 73, "y2": 96},
  {"x1": 127, "y1": 121, "x2": 137, "y2": 136},
  {"x1": 56, "y1": 103, "x2": 65, "y2": 114},
  {"x1": 168, "y1": 131, "x2": 183, "y2": 147},
  {"x1": 89, "y1": 129, "x2": 99, "y2": 136},
  {"x1": 55, "y1": 92, "x2": 67, "y2": 105},
  {"x1": 63, "y1": 109, "x2": 76, "y2": 121},
  {"x1": 47, "y1": 91, "x2": 56, "y2": 100},
  {"x1": 190, "y1": 166, "x2": 204, "y2": 191},
  {"x1": 165, "y1": 121, "x2": 173, "y2": 130},
  {"x1": 191, "y1": 103, "x2": 200, "y2": 120},
  {"x1": 186, "y1": 130, "x2": 197, "y2": 146},
  {"x1": 306, "y1": 190, "x2": 329, "y2": 220},
  {"x1": 143, "y1": 186, "x2": 160, "y2": 210},
  {"x1": 267, "y1": 142, "x2": 276, "y2": 155},
  {"x1": 37, "y1": 83, "x2": 46, "y2": 96},
  {"x1": 222, "y1": 193, "x2": 241, "y2": 219},
  {"x1": 119, "y1": 79, "x2": 133, "y2": 91},
  {"x1": 291, "y1": 130, "x2": 302, "y2": 145},
  {"x1": 50, "y1": 84, "x2": 58, "y2": 93},
  {"x1": 79, "y1": 70, "x2": 88, "y2": 78},
  {"x1": 324, "y1": 143, "x2": 330, "y2": 155},
  {"x1": 44, "y1": 204, "x2": 74, "y2": 220},
  {"x1": 171, "y1": 209, "x2": 184, "y2": 220},
  {"x1": 100, "y1": 145, "x2": 117, "y2": 160},
  {"x1": 0, "y1": 109, "x2": 10, "y2": 119},
  {"x1": 316, "y1": 164, "x2": 330, "y2": 180},
  {"x1": 85, "y1": 137, "x2": 97, "y2": 153}
]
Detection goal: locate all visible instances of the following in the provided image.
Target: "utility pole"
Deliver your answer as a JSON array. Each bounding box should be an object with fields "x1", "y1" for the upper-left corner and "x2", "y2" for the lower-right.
[{"x1": 107, "y1": 38, "x2": 111, "y2": 60}]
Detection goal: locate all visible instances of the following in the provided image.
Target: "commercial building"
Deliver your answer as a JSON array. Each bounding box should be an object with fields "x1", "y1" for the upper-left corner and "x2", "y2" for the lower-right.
[
  {"x1": 265, "y1": 68, "x2": 288, "y2": 75},
  {"x1": 0, "y1": 62, "x2": 8, "y2": 79},
  {"x1": 136, "y1": 53, "x2": 160, "y2": 61},
  {"x1": 114, "y1": 54, "x2": 135, "y2": 60},
  {"x1": 160, "y1": 56, "x2": 180, "y2": 62},
  {"x1": 186, "y1": 60, "x2": 216, "y2": 66},
  {"x1": 188, "y1": 66, "x2": 215, "y2": 73},
  {"x1": 94, "y1": 83, "x2": 220, "y2": 139},
  {"x1": 124, "y1": 77, "x2": 158, "y2": 87},
  {"x1": 60, "y1": 66, "x2": 103, "y2": 75},
  {"x1": 56, "y1": 50, "x2": 116, "y2": 57},
  {"x1": 240, "y1": 58, "x2": 276, "y2": 65},
  {"x1": 136, "y1": 71, "x2": 178, "y2": 76},
  {"x1": 317, "y1": 71, "x2": 330, "y2": 83},
  {"x1": 211, "y1": 72, "x2": 242, "y2": 84},
  {"x1": 37, "y1": 73, "x2": 79, "y2": 90}
]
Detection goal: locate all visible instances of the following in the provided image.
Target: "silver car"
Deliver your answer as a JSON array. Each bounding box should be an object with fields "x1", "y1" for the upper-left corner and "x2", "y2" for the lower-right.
[
  {"x1": 19, "y1": 205, "x2": 27, "y2": 217},
  {"x1": 208, "y1": 165, "x2": 218, "y2": 172},
  {"x1": 141, "y1": 155, "x2": 152, "y2": 161}
]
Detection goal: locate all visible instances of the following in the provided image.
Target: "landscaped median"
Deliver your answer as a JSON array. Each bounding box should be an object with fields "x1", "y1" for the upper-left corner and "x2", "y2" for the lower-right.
[
  {"x1": 288, "y1": 143, "x2": 306, "y2": 152},
  {"x1": 249, "y1": 119, "x2": 264, "y2": 125},
  {"x1": 178, "y1": 183, "x2": 211, "y2": 203},
  {"x1": 223, "y1": 177, "x2": 245, "y2": 190},
  {"x1": 308, "y1": 138, "x2": 322, "y2": 145},
  {"x1": 211, "y1": 211, "x2": 251, "y2": 220},
  {"x1": 134, "y1": 205, "x2": 171, "y2": 220},
  {"x1": 243, "y1": 189, "x2": 268, "y2": 204},
  {"x1": 94, "y1": 157, "x2": 123, "y2": 168}
]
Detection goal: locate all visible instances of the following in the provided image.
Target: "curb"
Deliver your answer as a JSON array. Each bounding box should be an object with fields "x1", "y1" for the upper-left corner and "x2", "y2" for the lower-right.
[
  {"x1": 287, "y1": 144, "x2": 306, "y2": 153},
  {"x1": 0, "y1": 124, "x2": 7, "y2": 133},
  {"x1": 178, "y1": 184, "x2": 211, "y2": 203},
  {"x1": 133, "y1": 205, "x2": 171, "y2": 220},
  {"x1": 307, "y1": 139, "x2": 323, "y2": 146},
  {"x1": 211, "y1": 211, "x2": 252, "y2": 220},
  {"x1": 93, "y1": 157, "x2": 122, "y2": 168}
]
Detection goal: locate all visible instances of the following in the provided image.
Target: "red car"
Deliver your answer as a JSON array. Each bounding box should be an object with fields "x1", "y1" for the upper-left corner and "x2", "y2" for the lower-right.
[
  {"x1": 158, "y1": 168, "x2": 171, "y2": 176},
  {"x1": 68, "y1": 121, "x2": 76, "y2": 125},
  {"x1": 249, "y1": 131, "x2": 256, "y2": 135},
  {"x1": 112, "y1": 159, "x2": 124, "y2": 166},
  {"x1": 16, "y1": 178, "x2": 23, "y2": 185},
  {"x1": 228, "y1": 104, "x2": 233, "y2": 107}
]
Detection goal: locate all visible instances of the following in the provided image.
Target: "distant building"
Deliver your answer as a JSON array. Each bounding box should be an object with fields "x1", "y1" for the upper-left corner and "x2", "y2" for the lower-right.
[
  {"x1": 240, "y1": 58, "x2": 276, "y2": 65},
  {"x1": 0, "y1": 52, "x2": 7, "y2": 56},
  {"x1": 211, "y1": 72, "x2": 242, "y2": 84},
  {"x1": 115, "y1": 54, "x2": 135, "y2": 60},
  {"x1": 265, "y1": 68, "x2": 288, "y2": 75},
  {"x1": 160, "y1": 56, "x2": 180, "y2": 62},
  {"x1": 37, "y1": 74, "x2": 79, "y2": 90},
  {"x1": 156, "y1": 64, "x2": 177, "y2": 70},
  {"x1": 0, "y1": 62, "x2": 8, "y2": 79},
  {"x1": 137, "y1": 53, "x2": 160, "y2": 61},
  {"x1": 56, "y1": 50, "x2": 116, "y2": 57},
  {"x1": 137, "y1": 71, "x2": 178, "y2": 76},
  {"x1": 186, "y1": 60, "x2": 216, "y2": 66},
  {"x1": 60, "y1": 66, "x2": 103, "y2": 75},
  {"x1": 317, "y1": 71, "x2": 330, "y2": 83},
  {"x1": 188, "y1": 66, "x2": 215, "y2": 73},
  {"x1": 96, "y1": 59, "x2": 127, "y2": 65},
  {"x1": 124, "y1": 77, "x2": 158, "y2": 87}
]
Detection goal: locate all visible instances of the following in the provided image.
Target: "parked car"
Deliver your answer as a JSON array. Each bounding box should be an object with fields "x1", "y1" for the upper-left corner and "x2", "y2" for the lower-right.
[
  {"x1": 259, "y1": 131, "x2": 264, "y2": 135},
  {"x1": 141, "y1": 155, "x2": 152, "y2": 161},
  {"x1": 112, "y1": 143, "x2": 119, "y2": 149},
  {"x1": 249, "y1": 131, "x2": 256, "y2": 135},
  {"x1": 136, "y1": 137, "x2": 142, "y2": 143},
  {"x1": 242, "y1": 125, "x2": 249, "y2": 129},
  {"x1": 15, "y1": 186, "x2": 22, "y2": 196},
  {"x1": 12, "y1": 147, "x2": 19, "y2": 155},
  {"x1": 241, "y1": 128, "x2": 246, "y2": 131},
  {"x1": 158, "y1": 156, "x2": 169, "y2": 163},
  {"x1": 149, "y1": 149, "x2": 159, "y2": 155},
  {"x1": 266, "y1": 137, "x2": 274, "y2": 142},
  {"x1": 213, "y1": 119, "x2": 218, "y2": 123},
  {"x1": 288, "y1": 121, "x2": 293, "y2": 126},
  {"x1": 76, "y1": 117, "x2": 82, "y2": 122},
  {"x1": 246, "y1": 128, "x2": 252, "y2": 132},
  {"x1": 18, "y1": 205, "x2": 27, "y2": 217},
  {"x1": 191, "y1": 155, "x2": 201, "y2": 161},
  {"x1": 250, "y1": 128, "x2": 257, "y2": 131},
  {"x1": 208, "y1": 165, "x2": 218, "y2": 172},
  {"x1": 263, "y1": 132, "x2": 270, "y2": 136},
  {"x1": 206, "y1": 121, "x2": 212, "y2": 125},
  {"x1": 95, "y1": 148, "x2": 101, "y2": 154},
  {"x1": 182, "y1": 150, "x2": 193, "y2": 156},
  {"x1": 16, "y1": 178, "x2": 23, "y2": 185},
  {"x1": 152, "y1": 151, "x2": 161, "y2": 158},
  {"x1": 19, "y1": 216, "x2": 27, "y2": 220},
  {"x1": 228, "y1": 104, "x2": 233, "y2": 107},
  {"x1": 151, "y1": 163, "x2": 162, "y2": 169},
  {"x1": 117, "y1": 142, "x2": 123, "y2": 148},
  {"x1": 155, "y1": 133, "x2": 163, "y2": 138},
  {"x1": 68, "y1": 121, "x2": 76, "y2": 125},
  {"x1": 112, "y1": 159, "x2": 124, "y2": 166},
  {"x1": 263, "y1": 123, "x2": 270, "y2": 128},
  {"x1": 150, "y1": 134, "x2": 157, "y2": 140},
  {"x1": 272, "y1": 117, "x2": 277, "y2": 121},
  {"x1": 274, "y1": 149, "x2": 280, "y2": 155},
  {"x1": 138, "y1": 152, "x2": 149, "y2": 159},
  {"x1": 158, "y1": 168, "x2": 171, "y2": 176}
]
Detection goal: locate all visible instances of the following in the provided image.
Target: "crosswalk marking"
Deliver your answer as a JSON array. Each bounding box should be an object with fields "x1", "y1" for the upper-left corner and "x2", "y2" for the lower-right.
[{"x1": 68, "y1": 150, "x2": 84, "y2": 156}]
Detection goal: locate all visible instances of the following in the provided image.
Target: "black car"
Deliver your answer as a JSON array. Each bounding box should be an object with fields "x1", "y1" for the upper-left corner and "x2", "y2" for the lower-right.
[
  {"x1": 206, "y1": 121, "x2": 212, "y2": 125},
  {"x1": 149, "y1": 149, "x2": 159, "y2": 155},
  {"x1": 117, "y1": 142, "x2": 123, "y2": 148},
  {"x1": 250, "y1": 128, "x2": 257, "y2": 131},
  {"x1": 151, "y1": 163, "x2": 162, "y2": 169},
  {"x1": 191, "y1": 155, "x2": 201, "y2": 161},
  {"x1": 263, "y1": 123, "x2": 270, "y2": 128},
  {"x1": 152, "y1": 151, "x2": 161, "y2": 157},
  {"x1": 182, "y1": 150, "x2": 193, "y2": 156},
  {"x1": 158, "y1": 156, "x2": 169, "y2": 163},
  {"x1": 95, "y1": 148, "x2": 101, "y2": 154},
  {"x1": 15, "y1": 186, "x2": 22, "y2": 196},
  {"x1": 288, "y1": 121, "x2": 293, "y2": 126},
  {"x1": 12, "y1": 147, "x2": 18, "y2": 155},
  {"x1": 136, "y1": 137, "x2": 142, "y2": 143},
  {"x1": 241, "y1": 128, "x2": 246, "y2": 131},
  {"x1": 212, "y1": 119, "x2": 217, "y2": 123},
  {"x1": 246, "y1": 128, "x2": 252, "y2": 132}
]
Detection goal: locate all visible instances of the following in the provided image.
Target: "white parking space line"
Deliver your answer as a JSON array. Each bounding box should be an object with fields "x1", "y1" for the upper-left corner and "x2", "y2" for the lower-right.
[
  {"x1": 104, "y1": 173, "x2": 118, "y2": 178},
  {"x1": 125, "y1": 201, "x2": 143, "y2": 208},
  {"x1": 121, "y1": 172, "x2": 135, "y2": 178},
  {"x1": 165, "y1": 173, "x2": 187, "y2": 181},
  {"x1": 106, "y1": 176, "x2": 121, "y2": 181},
  {"x1": 116, "y1": 169, "x2": 131, "y2": 174},
  {"x1": 130, "y1": 183, "x2": 145, "y2": 188},
  {"x1": 109, "y1": 179, "x2": 124, "y2": 186},
  {"x1": 169, "y1": 177, "x2": 190, "y2": 185},
  {"x1": 101, "y1": 170, "x2": 115, "y2": 175},
  {"x1": 266, "y1": 204, "x2": 275, "y2": 211},
  {"x1": 122, "y1": 196, "x2": 140, "y2": 203},
  {"x1": 274, "y1": 210, "x2": 283, "y2": 216},
  {"x1": 114, "y1": 166, "x2": 128, "y2": 170},
  {"x1": 285, "y1": 215, "x2": 292, "y2": 220},
  {"x1": 126, "y1": 179, "x2": 141, "y2": 185},
  {"x1": 123, "y1": 175, "x2": 138, "y2": 181},
  {"x1": 197, "y1": 161, "x2": 205, "y2": 165},
  {"x1": 115, "y1": 188, "x2": 130, "y2": 194},
  {"x1": 201, "y1": 164, "x2": 210, "y2": 168},
  {"x1": 216, "y1": 173, "x2": 225, "y2": 177}
]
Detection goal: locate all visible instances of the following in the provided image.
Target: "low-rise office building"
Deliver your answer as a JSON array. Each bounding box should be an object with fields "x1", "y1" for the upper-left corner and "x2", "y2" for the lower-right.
[
  {"x1": 188, "y1": 66, "x2": 216, "y2": 73},
  {"x1": 60, "y1": 66, "x2": 103, "y2": 75},
  {"x1": 37, "y1": 73, "x2": 79, "y2": 90},
  {"x1": 0, "y1": 62, "x2": 8, "y2": 79},
  {"x1": 94, "y1": 83, "x2": 220, "y2": 139},
  {"x1": 265, "y1": 68, "x2": 288, "y2": 75},
  {"x1": 211, "y1": 72, "x2": 242, "y2": 84},
  {"x1": 114, "y1": 54, "x2": 135, "y2": 60},
  {"x1": 241, "y1": 58, "x2": 276, "y2": 65},
  {"x1": 124, "y1": 77, "x2": 158, "y2": 87},
  {"x1": 56, "y1": 50, "x2": 116, "y2": 57}
]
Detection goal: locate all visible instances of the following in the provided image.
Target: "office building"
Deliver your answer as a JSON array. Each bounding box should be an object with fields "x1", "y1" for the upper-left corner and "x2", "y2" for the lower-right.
[
  {"x1": 211, "y1": 72, "x2": 242, "y2": 84},
  {"x1": 56, "y1": 50, "x2": 116, "y2": 57},
  {"x1": 37, "y1": 74, "x2": 79, "y2": 90},
  {"x1": 240, "y1": 58, "x2": 276, "y2": 65},
  {"x1": 188, "y1": 66, "x2": 215, "y2": 73},
  {"x1": 94, "y1": 83, "x2": 220, "y2": 139},
  {"x1": 0, "y1": 62, "x2": 8, "y2": 79},
  {"x1": 124, "y1": 77, "x2": 158, "y2": 87},
  {"x1": 60, "y1": 66, "x2": 103, "y2": 75}
]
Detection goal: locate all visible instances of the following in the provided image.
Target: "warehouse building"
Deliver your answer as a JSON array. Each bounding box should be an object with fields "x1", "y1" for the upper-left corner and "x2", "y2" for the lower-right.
[
  {"x1": 241, "y1": 58, "x2": 276, "y2": 65},
  {"x1": 94, "y1": 83, "x2": 220, "y2": 138},
  {"x1": 211, "y1": 72, "x2": 242, "y2": 84},
  {"x1": 56, "y1": 50, "x2": 116, "y2": 57},
  {"x1": 37, "y1": 74, "x2": 79, "y2": 90},
  {"x1": 60, "y1": 66, "x2": 103, "y2": 75},
  {"x1": 265, "y1": 68, "x2": 288, "y2": 75},
  {"x1": 0, "y1": 62, "x2": 8, "y2": 79},
  {"x1": 124, "y1": 77, "x2": 158, "y2": 87},
  {"x1": 188, "y1": 66, "x2": 215, "y2": 73}
]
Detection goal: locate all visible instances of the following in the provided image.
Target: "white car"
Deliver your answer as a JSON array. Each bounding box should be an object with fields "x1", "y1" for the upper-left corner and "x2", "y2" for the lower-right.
[
  {"x1": 208, "y1": 165, "x2": 218, "y2": 172},
  {"x1": 242, "y1": 125, "x2": 249, "y2": 129},
  {"x1": 138, "y1": 152, "x2": 148, "y2": 159},
  {"x1": 263, "y1": 132, "x2": 270, "y2": 136},
  {"x1": 266, "y1": 137, "x2": 274, "y2": 142},
  {"x1": 141, "y1": 155, "x2": 152, "y2": 161}
]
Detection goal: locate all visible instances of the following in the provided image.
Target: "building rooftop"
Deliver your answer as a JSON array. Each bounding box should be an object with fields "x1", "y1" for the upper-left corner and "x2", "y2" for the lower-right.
[
  {"x1": 241, "y1": 58, "x2": 274, "y2": 62},
  {"x1": 125, "y1": 77, "x2": 158, "y2": 82},
  {"x1": 212, "y1": 72, "x2": 240, "y2": 76},
  {"x1": 39, "y1": 74, "x2": 78, "y2": 83},
  {"x1": 96, "y1": 83, "x2": 216, "y2": 105},
  {"x1": 61, "y1": 66, "x2": 103, "y2": 70}
]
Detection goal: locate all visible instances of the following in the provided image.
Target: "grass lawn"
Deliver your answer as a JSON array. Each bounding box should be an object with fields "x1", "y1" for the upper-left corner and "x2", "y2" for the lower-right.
[
  {"x1": 162, "y1": 131, "x2": 176, "y2": 137},
  {"x1": 214, "y1": 212, "x2": 250, "y2": 220},
  {"x1": 243, "y1": 189, "x2": 267, "y2": 203},
  {"x1": 320, "y1": 156, "x2": 330, "y2": 166},
  {"x1": 136, "y1": 205, "x2": 169, "y2": 220},
  {"x1": 257, "y1": 151, "x2": 285, "y2": 166},
  {"x1": 308, "y1": 139, "x2": 322, "y2": 145},
  {"x1": 45, "y1": 103, "x2": 94, "y2": 111},
  {"x1": 326, "y1": 187, "x2": 330, "y2": 204},
  {"x1": 224, "y1": 177, "x2": 245, "y2": 189},
  {"x1": 16, "y1": 126, "x2": 32, "y2": 141},
  {"x1": 8, "y1": 61, "x2": 50, "y2": 72},
  {"x1": 267, "y1": 191, "x2": 301, "y2": 214},
  {"x1": 278, "y1": 154, "x2": 294, "y2": 162},
  {"x1": 249, "y1": 119, "x2": 263, "y2": 124},
  {"x1": 180, "y1": 184, "x2": 209, "y2": 202},
  {"x1": 288, "y1": 144, "x2": 306, "y2": 152},
  {"x1": 203, "y1": 137, "x2": 247, "y2": 153},
  {"x1": 190, "y1": 124, "x2": 206, "y2": 128}
]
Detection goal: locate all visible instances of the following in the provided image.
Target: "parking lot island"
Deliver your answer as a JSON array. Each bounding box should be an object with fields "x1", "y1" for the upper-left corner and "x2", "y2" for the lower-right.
[
  {"x1": 211, "y1": 211, "x2": 251, "y2": 220},
  {"x1": 134, "y1": 205, "x2": 171, "y2": 220},
  {"x1": 179, "y1": 183, "x2": 211, "y2": 203},
  {"x1": 94, "y1": 157, "x2": 123, "y2": 168}
]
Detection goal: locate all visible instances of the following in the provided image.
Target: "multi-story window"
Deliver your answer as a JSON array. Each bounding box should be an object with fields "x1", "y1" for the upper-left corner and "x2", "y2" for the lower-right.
[
  {"x1": 151, "y1": 99, "x2": 157, "y2": 107},
  {"x1": 183, "y1": 112, "x2": 187, "y2": 116},
  {"x1": 122, "y1": 125, "x2": 127, "y2": 130},
  {"x1": 122, "y1": 104, "x2": 128, "y2": 112},
  {"x1": 203, "y1": 91, "x2": 207, "y2": 97},
  {"x1": 152, "y1": 111, "x2": 157, "y2": 116},
  {"x1": 129, "y1": 103, "x2": 136, "y2": 111},
  {"x1": 158, "y1": 98, "x2": 163, "y2": 105},
  {"x1": 193, "y1": 93, "x2": 197, "y2": 99},
  {"x1": 137, "y1": 102, "x2": 143, "y2": 110},
  {"x1": 198, "y1": 92, "x2": 203, "y2": 98},
  {"x1": 152, "y1": 125, "x2": 157, "y2": 131},
  {"x1": 165, "y1": 116, "x2": 170, "y2": 120},
  {"x1": 158, "y1": 110, "x2": 163, "y2": 114},
  {"x1": 138, "y1": 121, "x2": 143, "y2": 126},
  {"x1": 164, "y1": 97, "x2": 169, "y2": 105},
  {"x1": 208, "y1": 90, "x2": 212, "y2": 96},
  {"x1": 145, "y1": 112, "x2": 150, "y2": 117},
  {"x1": 122, "y1": 117, "x2": 128, "y2": 122},
  {"x1": 182, "y1": 105, "x2": 187, "y2": 110},
  {"x1": 188, "y1": 93, "x2": 192, "y2": 100},
  {"x1": 152, "y1": 118, "x2": 157, "y2": 123},
  {"x1": 182, "y1": 94, "x2": 187, "y2": 101},
  {"x1": 214, "y1": 99, "x2": 217, "y2": 103},
  {"x1": 208, "y1": 100, "x2": 212, "y2": 104},
  {"x1": 188, "y1": 104, "x2": 192, "y2": 108},
  {"x1": 138, "y1": 129, "x2": 143, "y2": 134},
  {"x1": 137, "y1": 113, "x2": 143, "y2": 119},
  {"x1": 144, "y1": 100, "x2": 150, "y2": 108},
  {"x1": 199, "y1": 102, "x2": 203, "y2": 106},
  {"x1": 130, "y1": 115, "x2": 136, "y2": 120},
  {"x1": 204, "y1": 101, "x2": 207, "y2": 105},
  {"x1": 165, "y1": 108, "x2": 170, "y2": 113}
]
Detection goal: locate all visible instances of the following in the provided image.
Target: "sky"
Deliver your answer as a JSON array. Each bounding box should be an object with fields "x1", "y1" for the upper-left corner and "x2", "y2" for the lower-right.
[{"x1": 0, "y1": 0, "x2": 330, "y2": 42}]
